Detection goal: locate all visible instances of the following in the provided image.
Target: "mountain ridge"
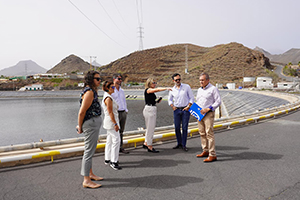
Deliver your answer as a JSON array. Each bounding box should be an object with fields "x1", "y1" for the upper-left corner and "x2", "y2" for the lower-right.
[
  {"x1": 254, "y1": 47, "x2": 300, "y2": 65},
  {"x1": 0, "y1": 60, "x2": 47, "y2": 76},
  {"x1": 99, "y1": 42, "x2": 272, "y2": 88}
]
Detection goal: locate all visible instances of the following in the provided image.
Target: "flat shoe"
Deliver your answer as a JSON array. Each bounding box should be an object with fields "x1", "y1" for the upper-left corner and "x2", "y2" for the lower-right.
[
  {"x1": 90, "y1": 176, "x2": 104, "y2": 181},
  {"x1": 82, "y1": 182, "x2": 102, "y2": 189}
]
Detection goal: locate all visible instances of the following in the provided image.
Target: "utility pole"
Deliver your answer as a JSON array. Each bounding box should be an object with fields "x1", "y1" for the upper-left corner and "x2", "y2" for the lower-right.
[
  {"x1": 90, "y1": 56, "x2": 97, "y2": 70},
  {"x1": 138, "y1": 24, "x2": 144, "y2": 51},
  {"x1": 185, "y1": 45, "x2": 188, "y2": 74},
  {"x1": 243, "y1": 65, "x2": 245, "y2": 88}
]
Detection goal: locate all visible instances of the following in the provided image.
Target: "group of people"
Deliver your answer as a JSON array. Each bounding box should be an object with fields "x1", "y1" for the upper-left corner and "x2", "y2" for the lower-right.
[{"x1": 77, "y1": 71, "x2": 221, "y2": 188}]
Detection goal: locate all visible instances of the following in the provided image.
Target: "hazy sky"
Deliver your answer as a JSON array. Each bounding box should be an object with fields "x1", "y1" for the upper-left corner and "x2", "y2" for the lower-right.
[{"x1": 0, "y1": 0, "x2": 299, "y2": 71}]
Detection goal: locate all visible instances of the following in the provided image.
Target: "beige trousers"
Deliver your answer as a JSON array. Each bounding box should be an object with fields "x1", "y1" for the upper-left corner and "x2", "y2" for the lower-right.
[
  {"x1": 197, "y1": 111, "x2": 216, "y2": 157},
  {"x1": 143, "y1": 105, "x2": 157, "y2": 146}
]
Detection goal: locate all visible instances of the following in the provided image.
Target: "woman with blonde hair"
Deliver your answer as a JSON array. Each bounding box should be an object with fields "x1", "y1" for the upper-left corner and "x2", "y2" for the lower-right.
[{"x1": 143, "y1": 78, "x2": 171, "y2": 153}]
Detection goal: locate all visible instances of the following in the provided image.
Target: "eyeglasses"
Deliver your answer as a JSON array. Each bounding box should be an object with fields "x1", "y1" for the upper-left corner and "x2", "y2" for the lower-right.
[
  {"x1": 94, "y1": 77, "x2": 101, "y2": 81},
  {"x1": 152, "y1": 82, "x2": 157, "y2": 84},
  {"x1": 174, "y1": 78, "x2": 181, "y2": 82},
  {"x1": 111, "y1": 86, "x2": 115, "y2": 89}
]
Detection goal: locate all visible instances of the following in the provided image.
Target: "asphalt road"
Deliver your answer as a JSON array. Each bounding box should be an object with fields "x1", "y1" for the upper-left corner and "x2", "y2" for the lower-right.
[
  {"x1": 273, "y1": 64, "x2": 295, "y2": 82},
  {"x1": 1, "y1": 109, "x2": 300, "y2": 200}
]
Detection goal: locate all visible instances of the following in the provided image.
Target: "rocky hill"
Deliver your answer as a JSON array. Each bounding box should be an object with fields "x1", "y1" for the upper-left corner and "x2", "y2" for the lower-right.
[
  {"x1": 47, "y1": 54, "x2": 92, "y2": 74},
  {"x1": 100, "y1": 42, "x2": 272, "y2": 88},
  {"x1": 254, "y1": 47, "x2": 300, "y2": 65},
  {"x1": 0, "y1": 60, "x2": 47, "y2": 76}
]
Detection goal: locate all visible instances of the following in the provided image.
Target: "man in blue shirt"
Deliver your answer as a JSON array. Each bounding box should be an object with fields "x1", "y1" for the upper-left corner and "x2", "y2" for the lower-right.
[{"x1": 168, "y1": 73, "x2": 194, "y2": 151}]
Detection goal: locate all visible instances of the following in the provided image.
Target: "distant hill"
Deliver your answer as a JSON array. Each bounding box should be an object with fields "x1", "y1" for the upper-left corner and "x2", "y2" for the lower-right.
[
  {"x1": 91, "y1": 61, "x2": 102, "y2": 68},
  {"x1": 100, "y1": 42, "x2": 272, "y2": 88},
  {"x1": 0, "y1": 60, "x2": 47, "y2": 76},
  {"x1": 270, "y1": 48, "x2": 300, "y2": 65},
  {"x1": 47, "y1": 54, "x2": 92, "y2": 74},
  {"x1": 253, "y1": 46, "x2": 272, "y2": 58},
  {"x1": 254, "y1": 47, "x2": 300, "y2": 65}
]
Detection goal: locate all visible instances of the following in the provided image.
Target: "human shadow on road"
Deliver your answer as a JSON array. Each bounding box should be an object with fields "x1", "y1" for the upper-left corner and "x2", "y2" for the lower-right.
[
  {"x1": 216, "y1": 145, "x2": 283, "y2": 161},
  {"x1": 121, "y1": 158, "x2": 188, "y2": 169},
  {"x1": 101, "y1": 174, "x2": 203, "y2": 189}
]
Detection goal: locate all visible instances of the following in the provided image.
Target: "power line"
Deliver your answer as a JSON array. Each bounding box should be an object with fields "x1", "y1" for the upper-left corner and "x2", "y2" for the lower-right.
[
  {"x1": 136, "y1": 0, "x2": 142, "y2": 25},
  {"x1": 68, "y1": 0, "x2": 125, "y2": 48},
  {"x1": 96, "y1": 0, "x2": 128, "y2": 39},
  {"x1": 112, "y1": 0, "x2": 130, "y2": 28}
]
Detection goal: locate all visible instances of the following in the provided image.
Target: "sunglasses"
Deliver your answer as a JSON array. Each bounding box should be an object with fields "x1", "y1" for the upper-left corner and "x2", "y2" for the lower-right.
[
  {"x1": 117, "y1": 78, "x2": 122, "y2": 80},
  {"x1": 111, "y1": 86, "x2": 115, "y2": 89},
  {"x1": 174, "y1": 78, "x2": 181, "y2": 82},
  {"x1": 152, "y1": 82, "x2": 157, "y2": 84},
  {"x1": 94, "y1": 77, "x2": 101, "y2": 81}
]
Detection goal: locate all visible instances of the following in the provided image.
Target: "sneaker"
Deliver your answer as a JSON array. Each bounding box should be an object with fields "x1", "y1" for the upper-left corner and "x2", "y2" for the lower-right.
[
  {"x1": 104, "y1": 160, "x2": 110, "y2": 165},
  {"x1": 110, "y1": 162, "x2": 122, "y2": 170}
]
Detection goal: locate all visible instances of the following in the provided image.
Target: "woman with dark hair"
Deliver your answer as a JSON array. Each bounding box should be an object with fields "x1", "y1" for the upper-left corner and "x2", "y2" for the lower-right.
[
  {"x1": 77, "y1": 70, "x2": 102, "y2": 189},
  {"x1": 102, "y1": 81, "x2": 122, "y2": 170},
  {"x1": 143, "y1": 78, "x2": 171, "y2": 153}
]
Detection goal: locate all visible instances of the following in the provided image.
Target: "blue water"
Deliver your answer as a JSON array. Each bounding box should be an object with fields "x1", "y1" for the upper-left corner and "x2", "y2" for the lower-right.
[{"x1": 0, "y1": 97, "x2": 189, "y2": 146}]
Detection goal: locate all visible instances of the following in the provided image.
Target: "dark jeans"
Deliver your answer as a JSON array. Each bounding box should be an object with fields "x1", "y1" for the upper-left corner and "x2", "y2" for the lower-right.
[
  {"x1": 118, "y1": 111, "x2": 127, "y2": 148},
  {"x1": 173, "y1": 109, "x2": 190, "y2": 147}
]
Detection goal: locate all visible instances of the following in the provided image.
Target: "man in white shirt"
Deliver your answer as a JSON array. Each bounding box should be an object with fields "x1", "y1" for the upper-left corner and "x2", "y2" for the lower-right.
[
  {"x1": 196, "y1": 72, "x2": 221, "y2": 162},
  {"x1": 168, "y1": 73, "x2": 194, "y2": 152},
  {"x1": 111, "y1": 74, "x2": 129, "y2": 154}
]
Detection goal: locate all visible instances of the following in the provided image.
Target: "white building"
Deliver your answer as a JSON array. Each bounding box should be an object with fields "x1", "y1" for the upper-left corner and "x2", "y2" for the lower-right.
[
  {"x1": 256, "y1": 77, "x2": 273, "y2": 89},
  {"x1": 277, "y1": 82, "x2": 295, "y2": 89},
  {"x1": 226, "y1": 83, "x2": 236, "y2": 89},
  {"x1": 243, "y1": 77, "x2": 256, "y2": 82},
  {"x1": 24, "y1": 84, "x2": 43, "y2": 91}
]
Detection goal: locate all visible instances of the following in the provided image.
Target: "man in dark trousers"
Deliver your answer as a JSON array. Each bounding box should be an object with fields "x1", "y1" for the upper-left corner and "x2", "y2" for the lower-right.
[
  {"x1": 168, "y1": 73, "x2": 194, "y2": 152},
  {"x1": 111, "y1": 74, "x2": 129, "y2": 154}
]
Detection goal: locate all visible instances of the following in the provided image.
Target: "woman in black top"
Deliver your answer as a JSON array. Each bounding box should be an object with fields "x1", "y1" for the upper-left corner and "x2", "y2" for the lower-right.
[
  {"x1": 143, "y1": 78, "x2": 171, "y2": 153},
  {"x1": 77, "y1": 71, "x2": 102, "y2": 189}
]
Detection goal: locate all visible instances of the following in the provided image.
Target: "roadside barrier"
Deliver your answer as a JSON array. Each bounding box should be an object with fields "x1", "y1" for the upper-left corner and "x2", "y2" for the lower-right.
[{"x1": 1, "y1": 102, "x2": 299, "y2": 166}]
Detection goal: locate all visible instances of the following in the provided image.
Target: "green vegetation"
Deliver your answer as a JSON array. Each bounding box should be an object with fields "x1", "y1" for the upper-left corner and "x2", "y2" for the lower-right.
[
  {"x1": 44, "y1": 78, "x2": 64, "y2": 83},
  {"x1": 265, "y1": 69, "x2": 280, "y2": 83},
  {"x1": 283, "y1": 66, "x2": 297, "y2": 76},
  {"x1": 129, "y1": 82, "x2": 139, "y2": 85}
]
